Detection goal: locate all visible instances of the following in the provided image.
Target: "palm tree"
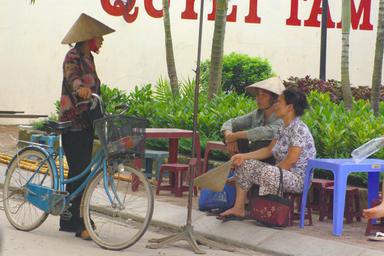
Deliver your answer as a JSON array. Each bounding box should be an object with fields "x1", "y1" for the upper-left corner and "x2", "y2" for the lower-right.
[
  {"x1": 371, "y1": 0, "x2": 384, "y2": 116},
  {"x1": 208, "y1": 0, "x2": 228, "y2": 100},
  {"x1": 341, "y1": 0, "x2": 353, "y2": 110},
  {"x1": 162, "y1": 0, "x2": 179, "y2": 96}
]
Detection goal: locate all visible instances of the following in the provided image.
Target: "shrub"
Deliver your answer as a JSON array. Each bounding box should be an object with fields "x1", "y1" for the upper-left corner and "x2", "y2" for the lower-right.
[
  {"x1": 285, "y1": 76, "x2": 384, "y2": 102},
  {"x1": 302, "y1": 91, "x2": 384, "y2": 186},
  {"x1": 200, "y1": 52, "x2": 274, "y2": 94},
  {"x1": 56, "y1": 79, "x2": 384, "y2": 187},
  {"x1": 100, "y1": 79, "x2": 254, "y2": 156}
]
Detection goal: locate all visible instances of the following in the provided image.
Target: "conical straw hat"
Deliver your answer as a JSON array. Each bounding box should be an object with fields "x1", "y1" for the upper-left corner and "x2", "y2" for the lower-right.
[
  {"x1": 61, "y1": 13, "x2": 115, "y2": 44},
  {"x1": 245, "y1": 77, "x2": 285, "y2": 96},
  {"x1": 194, "y1": 160, "x2": 233, "y2": 192}
]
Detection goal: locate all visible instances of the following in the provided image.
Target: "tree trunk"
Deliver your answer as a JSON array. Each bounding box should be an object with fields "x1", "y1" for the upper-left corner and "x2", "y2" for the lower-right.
[
  {"x1": 371, "y1": 0, "x2": 384, "y2": 116},
  {"x1": 208, "y1": 0, "x2": 228, "y2": 100},
  {"x1": 341, "y1": 0, "x2": 353, "y2": 110},
  {"x1": 163, "y1": 0, "x2": 178, "y2": 96}
]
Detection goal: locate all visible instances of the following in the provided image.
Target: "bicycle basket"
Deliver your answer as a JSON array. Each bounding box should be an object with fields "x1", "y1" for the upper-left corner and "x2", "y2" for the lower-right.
[{"x1": 94, "y1": 115, "x2": 149, "y2": 159}]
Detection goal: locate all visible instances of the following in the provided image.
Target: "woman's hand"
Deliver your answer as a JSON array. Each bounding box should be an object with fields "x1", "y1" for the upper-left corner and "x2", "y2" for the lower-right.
[
  {"x1": 231, "y1": 153, "x2": 245, "y2": 167},
  {"x1": 225, "y1": 131, "x2": 237, "y2": 144},
  {"x1": 77, "y1": 87, "x2": 92, "y2": 99},
  {"x1": 226, "y1": 141, "x2": 239, "y2": 155}
]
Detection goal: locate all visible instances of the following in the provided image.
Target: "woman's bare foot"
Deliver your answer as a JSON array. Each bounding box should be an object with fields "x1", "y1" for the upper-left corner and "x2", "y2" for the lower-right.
[
  {"x1": 363, "y1": 203, "x2": 384, "y2": 219},
  {"x1": 218, "y1": 207, "x2": 245, "y2": 219}
]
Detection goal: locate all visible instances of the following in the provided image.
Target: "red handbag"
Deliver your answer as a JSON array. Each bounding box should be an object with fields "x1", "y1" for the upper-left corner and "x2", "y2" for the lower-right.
[{"x1": 250, "y1": 168, "x2": 292, "y2": 227}]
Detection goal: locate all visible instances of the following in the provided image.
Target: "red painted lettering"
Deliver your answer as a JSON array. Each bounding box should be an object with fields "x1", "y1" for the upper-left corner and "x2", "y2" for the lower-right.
[
  {"x1": 286, "y1": 0, "x2": 301, "y2": 26},
  {"x1": 303, "y1": 0, "x2": 336, "y2": 28},
  {"x1": 207, "y1": 0, "x2": 215, "y2": 21},
  {"x1": 101, "y1": 0, "x2": 126, "y2": 16},
  {"x1": 123, "y1": 0, "x2": 139, "y2": 23},
  {"x1": 351, "y1": 0, "x2": 373, "y2": 30},
  {"x1": 145, "y1": 0, "x2": 170, "y2": 18},
  {"x1": 181, "y1": 0, "x2": 198, "y2": 20},
  {"x1": 245, "y1": 0, "x2": 261, "y2": 24},
  {"x1": 101, "y1": 0, "x2": 138, "y2": 23},
  {"x1": 101, "y1": 0, "x2": 374, "y2": 31},
  {"x1": 208, "y1": 0, "x2": 238, "y2": 22}
]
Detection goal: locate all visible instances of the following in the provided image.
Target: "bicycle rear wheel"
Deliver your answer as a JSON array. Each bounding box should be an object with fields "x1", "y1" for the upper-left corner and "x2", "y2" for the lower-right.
[
  {"x1": 82, "y1": 165, "x2": 154, "y2": 250},
  {"x1": 3, "y1": 147, "x2": 54, "y2": 231}
]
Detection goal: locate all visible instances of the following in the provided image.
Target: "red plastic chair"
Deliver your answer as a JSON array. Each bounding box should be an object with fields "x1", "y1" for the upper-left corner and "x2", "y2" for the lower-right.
[
  {"x1": 284, "y1": 192, "x2": 313, "y2": 226},
  {"x1": 311, "y1": 178, "x2": 334, "y2": 221},
  {"x1": 156, "y1": 163, "x2": 189, "y2": 197},
  {"x1": 203, "y1": 141, "x2": 228, "y2": 173},
  {"x1": 325, "y1": 186, "x2": 362, "y2": 224}
]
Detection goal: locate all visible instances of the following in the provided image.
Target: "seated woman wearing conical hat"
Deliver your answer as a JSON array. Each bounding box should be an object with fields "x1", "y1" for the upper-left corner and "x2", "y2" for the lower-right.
[{"x1": 221, "y1": 77, "x2": 285, "y2": 164}]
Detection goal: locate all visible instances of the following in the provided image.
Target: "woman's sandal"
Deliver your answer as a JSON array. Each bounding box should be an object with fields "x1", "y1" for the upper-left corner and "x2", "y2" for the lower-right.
[
  {"x1": 218, "y1": 215, "x2": 248, "y2": 223},
  {"x1": 205, "y1": 208, "x2": 225, "y2": 217},
  {"x1": 368, "y1": 232, "x2": 384, "y2": 241},
  {"x1": 75, "y1": 229, "x2": 92, "y2": 240}
]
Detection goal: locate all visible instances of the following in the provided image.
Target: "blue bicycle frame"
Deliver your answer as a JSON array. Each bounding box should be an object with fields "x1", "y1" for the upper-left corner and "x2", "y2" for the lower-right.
[{"x1": 24, "y1": 133, "x2": 117, "y2": 214}]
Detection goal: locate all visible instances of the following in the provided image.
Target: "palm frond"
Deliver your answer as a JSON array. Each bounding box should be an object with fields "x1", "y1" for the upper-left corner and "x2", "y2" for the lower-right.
[{"x1": 154, "y1": 77, "x2": 173, "y2": 102}]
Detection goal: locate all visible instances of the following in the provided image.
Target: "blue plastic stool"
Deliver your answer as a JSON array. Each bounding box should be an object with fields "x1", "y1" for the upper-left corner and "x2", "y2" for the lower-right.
[
  {"x1": 300, "y1": 158, "x2": 384, "y2": 236},
  {"x1": 144, "y1": 150, "x2": 169, "y2": 179},
  {"x1": 30, "y1": 134, "x2": 58, "y2": 148}
]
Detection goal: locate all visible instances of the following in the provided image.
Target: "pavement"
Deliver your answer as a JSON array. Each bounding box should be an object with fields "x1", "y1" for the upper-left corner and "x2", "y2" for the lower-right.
[
  {"x1": 1, "y1": 125, "x2": 384, "y2": 256},
  {"x1": 148, "y1": 198, "x2": 384, "y2": 256},
  {"x1": 0, "y1": 163, "x2": 382, "y2": 256},
  {"x1": 0, "y1": 206, "x2": 265, "y2": 256}
]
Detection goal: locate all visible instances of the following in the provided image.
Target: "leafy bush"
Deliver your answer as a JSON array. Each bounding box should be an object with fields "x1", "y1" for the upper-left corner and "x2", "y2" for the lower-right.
[
  {"x1": 55, "y1": 77, "x2": 384, "y2": 187},
  {"x1": 302, "y1": 91, "x2": 384, "y2": 186},
  {"x1": 100, "y1": 79, "x2": 254, "y2": 156},
  {"x1": 200, "y1": 52, "x2": 274, "y2": 94},
  {"x1": 285, "y1": 76, "x2": 384, "y2": 102}
]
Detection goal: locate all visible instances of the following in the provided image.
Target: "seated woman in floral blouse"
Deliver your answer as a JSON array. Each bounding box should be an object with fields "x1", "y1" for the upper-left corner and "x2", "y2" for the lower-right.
[{"x1": 219, "y1": 88, "x2": 316, "y2": 219}]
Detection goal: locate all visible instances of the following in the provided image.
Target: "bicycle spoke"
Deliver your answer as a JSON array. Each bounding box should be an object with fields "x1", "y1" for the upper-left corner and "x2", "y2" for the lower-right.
[
  {"x1": 3, "y1": 148, "x2": 53, "y2": 231},
  {"x1": 83, "y1": 166, "x2": 154, "y2": 250}
]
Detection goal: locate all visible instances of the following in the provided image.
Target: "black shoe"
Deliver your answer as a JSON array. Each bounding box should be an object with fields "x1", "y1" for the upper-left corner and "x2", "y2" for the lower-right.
[{"x1": 59, "y1": 226, "x2": 77, "y2": 232}]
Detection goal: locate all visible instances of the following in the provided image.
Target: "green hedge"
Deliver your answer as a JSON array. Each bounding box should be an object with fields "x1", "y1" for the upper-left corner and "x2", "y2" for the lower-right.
[
  {"x1": 200, "y1": 52, "x2": 274, "y2": 94},
  {"x1": 100, "y1": 79, "x2": 254, "y2": 155},
  {"x1": 100, "y1": 83, "x2": 384, "y2": 187},
  {"x1": 302, "y1": 91, "x2": 384, "y2": 186}
]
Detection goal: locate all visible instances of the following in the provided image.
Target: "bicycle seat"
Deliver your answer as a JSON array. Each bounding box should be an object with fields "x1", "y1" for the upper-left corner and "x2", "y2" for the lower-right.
[{"x1": 44, "y1": 120, "x2": 72, "y2": 133}]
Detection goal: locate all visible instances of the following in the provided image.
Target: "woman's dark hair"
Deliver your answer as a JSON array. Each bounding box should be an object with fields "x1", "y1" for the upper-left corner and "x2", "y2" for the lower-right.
[
  {"x1": 270, "y1": 93, "x2": 279, "y2": 103},
  {"x1": 282, "y1": 88, "x2": 309, "y2": 116},
  {"x1": 73, "y1": 41, "x2": 85, "y2": 48}
]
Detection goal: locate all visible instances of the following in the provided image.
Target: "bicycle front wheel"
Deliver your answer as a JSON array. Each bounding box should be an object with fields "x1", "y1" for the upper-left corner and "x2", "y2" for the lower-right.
[
  {"x1": 3, "y1": 147, "x2": 54, "y2": 231},
  {"x1": 82, "y1": 165, "x2": 154, "y2": 250}
]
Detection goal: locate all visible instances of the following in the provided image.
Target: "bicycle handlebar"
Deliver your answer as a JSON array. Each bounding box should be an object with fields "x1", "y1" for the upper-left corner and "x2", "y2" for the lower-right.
[
  {"x1": 76, "y1": 93, "x2": 105, "y2": 115},
  {"x1": 76, "y1": 93, "x2": 129, "y2": 116}
]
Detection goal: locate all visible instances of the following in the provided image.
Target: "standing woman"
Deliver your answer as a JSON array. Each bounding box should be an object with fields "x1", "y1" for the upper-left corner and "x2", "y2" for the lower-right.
[{"x1": 59, "y1": 13, "x2": 114, "y2": 239}]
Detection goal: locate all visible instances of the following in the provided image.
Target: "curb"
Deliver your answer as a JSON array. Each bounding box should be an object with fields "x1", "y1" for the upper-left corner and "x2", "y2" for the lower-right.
[{"x1": 148, "y1": 217, "x2": 286, "y2": 256}]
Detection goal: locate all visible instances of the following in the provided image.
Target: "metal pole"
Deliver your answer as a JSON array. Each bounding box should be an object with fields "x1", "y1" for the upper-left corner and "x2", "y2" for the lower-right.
[
  {"x1": 147, "y1": 1, "x2": 234, "y2": 253},
  {"x1": 320, "y1": 0, "x2": 328, "y2": 81},
  {"x1": 187, "y1": 0, "x2": 205, "y2": 226}
]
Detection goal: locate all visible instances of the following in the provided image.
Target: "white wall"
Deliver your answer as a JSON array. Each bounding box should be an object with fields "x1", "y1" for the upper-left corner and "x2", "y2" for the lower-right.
[{"x1": 0, "y1": 0, "x2": 379, "y2": 124}]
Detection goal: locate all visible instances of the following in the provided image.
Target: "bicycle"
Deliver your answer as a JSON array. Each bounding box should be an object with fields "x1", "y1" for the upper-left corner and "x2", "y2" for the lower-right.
[{"x1": 2, "y1": 94, "x2": 154, "y2": 250}]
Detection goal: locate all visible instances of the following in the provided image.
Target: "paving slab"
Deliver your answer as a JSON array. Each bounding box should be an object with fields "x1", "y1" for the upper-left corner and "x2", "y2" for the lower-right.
[{"x1": 151, "y1": 199, "x2": 384, "y2": 256}]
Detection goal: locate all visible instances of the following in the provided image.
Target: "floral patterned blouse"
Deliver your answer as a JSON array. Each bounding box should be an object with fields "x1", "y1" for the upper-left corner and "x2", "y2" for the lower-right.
[
  {"x1": 272, "y1": 118, "x2": 316, "y2": 178},
  {"x1": 59, "y1": 46, "x2": 100, "y2": 130}
]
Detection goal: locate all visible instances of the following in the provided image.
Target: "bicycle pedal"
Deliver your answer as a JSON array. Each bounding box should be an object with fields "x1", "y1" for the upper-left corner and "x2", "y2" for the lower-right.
[{"x1": 60, "y1": 210, "x2": 72, "y2": 220}]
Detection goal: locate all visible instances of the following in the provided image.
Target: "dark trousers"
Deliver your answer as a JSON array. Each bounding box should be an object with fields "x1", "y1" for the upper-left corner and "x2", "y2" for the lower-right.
[{"x1": 59, "y1": 129, "x2": 94, "y2": 233}]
